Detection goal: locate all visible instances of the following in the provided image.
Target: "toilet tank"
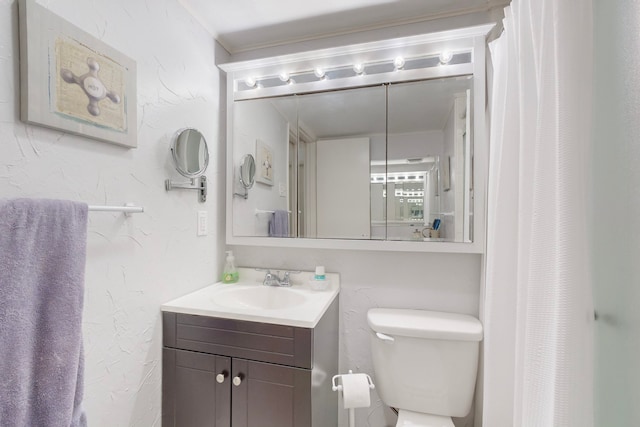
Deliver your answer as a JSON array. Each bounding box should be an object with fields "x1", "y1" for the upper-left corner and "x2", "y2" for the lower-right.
[{"x1": 367, "y1": 308, "x2": 483, "y2": 418}]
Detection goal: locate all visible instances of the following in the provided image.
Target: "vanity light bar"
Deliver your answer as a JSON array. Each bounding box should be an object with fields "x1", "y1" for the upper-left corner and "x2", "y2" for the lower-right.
[
  {"x1": 393, "y1": 56, "x2": 405, "y2": 70},
  {"x1": 370, "y1": 172, "x2": 427, "y2": 184},
  {"x1": 236, "y1": 51, "x2": 471, "y2": 92},
  {"x1": 439, "y1": 50, "x2": 454, "y2": 65},
  {"x1": 394, "y1": 189, "x2": 424, "y2": 197}
]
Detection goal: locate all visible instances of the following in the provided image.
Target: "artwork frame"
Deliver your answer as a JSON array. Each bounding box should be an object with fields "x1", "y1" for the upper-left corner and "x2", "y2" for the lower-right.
[
  {"x1": 18, "y1": 0, "x2": 137, "y2": 148},
  {"x1": 255, "y1": 139, "x2": 274, "y2": 185}
]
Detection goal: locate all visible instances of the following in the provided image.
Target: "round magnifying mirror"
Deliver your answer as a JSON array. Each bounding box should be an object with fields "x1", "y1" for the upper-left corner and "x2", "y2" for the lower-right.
[
  {"x1": 171, "y1": 128, "x2": 209, "y2": 179},
  {"x1": 239, "y1": 154, "x2": 256, "y2": 189}
]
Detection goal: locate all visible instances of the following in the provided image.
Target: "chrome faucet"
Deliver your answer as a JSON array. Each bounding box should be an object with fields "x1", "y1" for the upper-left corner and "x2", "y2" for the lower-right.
[{"x1": 257, "y1": 269, "x2": 300, "y2": 287}]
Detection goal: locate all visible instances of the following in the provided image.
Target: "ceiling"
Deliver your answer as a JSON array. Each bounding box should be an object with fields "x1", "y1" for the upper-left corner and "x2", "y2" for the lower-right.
[{"x1": 178, "y1": 0, "x2": 507, "y2": 54}]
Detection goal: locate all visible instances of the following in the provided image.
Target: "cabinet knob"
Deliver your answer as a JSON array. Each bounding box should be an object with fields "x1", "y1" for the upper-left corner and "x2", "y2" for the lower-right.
[
  {"x1": 216, "y1": 373, "x2": 226, "y2": 384},
  {"x1": 232, "y1": 375, "x2": 243, "y2": 386}
]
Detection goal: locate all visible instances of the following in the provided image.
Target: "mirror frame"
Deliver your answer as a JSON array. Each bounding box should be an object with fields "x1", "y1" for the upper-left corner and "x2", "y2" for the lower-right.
[{"x1": 220, "y1": 25, "x2": 494, "y2": 254}]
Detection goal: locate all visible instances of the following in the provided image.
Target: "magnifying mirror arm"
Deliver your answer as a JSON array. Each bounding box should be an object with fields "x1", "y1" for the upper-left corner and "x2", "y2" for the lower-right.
[{"x1": 165, "y1": 176, "x2": 207, "y2": 203}]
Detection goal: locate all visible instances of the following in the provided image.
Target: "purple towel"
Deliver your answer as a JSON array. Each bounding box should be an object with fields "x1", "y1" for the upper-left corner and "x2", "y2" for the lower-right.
[
  {"x1": 268, "y1": 210, "x2": 289, "y2": 237},
  {"x1": 0, "y1": 199, "x2": 88, "y2": 427}
]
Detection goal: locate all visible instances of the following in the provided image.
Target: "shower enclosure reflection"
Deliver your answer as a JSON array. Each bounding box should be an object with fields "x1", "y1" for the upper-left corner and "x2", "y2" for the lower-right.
[{"x1": 371, "y1": 158, "x2": 440, "y2": 240}]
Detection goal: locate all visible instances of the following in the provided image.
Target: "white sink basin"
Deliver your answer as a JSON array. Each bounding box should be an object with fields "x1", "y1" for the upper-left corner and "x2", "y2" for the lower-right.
[
  {"x1": 212, "y1": 286, "x2": 307, "y2": 310},
  {"x1": 161, "y1": 268, "x2": 340, "y2": 328}
]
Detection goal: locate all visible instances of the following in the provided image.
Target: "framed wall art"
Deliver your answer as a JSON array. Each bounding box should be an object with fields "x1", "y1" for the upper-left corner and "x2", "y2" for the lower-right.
[
  {"x1": 18, "y1": 0, "x2": 137, "y2": 148},
  {"x1": 255, "y1": 139, "x2": 273, "y2": 185}
]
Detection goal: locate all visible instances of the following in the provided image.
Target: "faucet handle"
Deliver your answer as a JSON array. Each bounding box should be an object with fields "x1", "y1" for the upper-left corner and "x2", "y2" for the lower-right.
[
  {"x1": 283, "y1": 270, "x2": 301, "y2": 277},
  {"x1": 255, "y1": 268, "x2": 275, "y2": 285},
  {"x1": 282, "y1": 270, "x2": 301, "y2": 285},
  {"x1": 255, "y1": 268, "x2": 273, "y2": 277}
]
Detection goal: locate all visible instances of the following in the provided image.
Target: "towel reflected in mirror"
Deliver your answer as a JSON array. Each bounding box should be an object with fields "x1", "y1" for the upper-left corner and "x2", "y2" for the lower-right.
[{"x1": 268, "y1": 209, "x2": 289, "y2": 237}]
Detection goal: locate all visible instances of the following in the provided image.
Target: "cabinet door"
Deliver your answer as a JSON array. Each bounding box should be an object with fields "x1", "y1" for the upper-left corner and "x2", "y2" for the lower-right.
[
  {"x1": 231, "y1": 358, "x2": 311, "y2": 427},
  {"x1": 163, "y1": 348, "x2": 231, "y2": 427}
]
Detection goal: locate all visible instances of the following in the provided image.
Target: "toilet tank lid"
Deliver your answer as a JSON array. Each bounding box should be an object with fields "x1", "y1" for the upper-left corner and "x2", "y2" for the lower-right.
[{"x1": 367, "y1": 308, "x2": 483, "y2": 341}]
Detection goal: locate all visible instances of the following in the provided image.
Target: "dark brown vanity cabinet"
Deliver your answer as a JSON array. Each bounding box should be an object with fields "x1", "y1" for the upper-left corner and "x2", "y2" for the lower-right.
[
  {"x1": 162, "y1": 299, "x2": 338, "y2": 427},
  {"x1": 162, "y1": 349, "x2": 231, "y2": 427}
]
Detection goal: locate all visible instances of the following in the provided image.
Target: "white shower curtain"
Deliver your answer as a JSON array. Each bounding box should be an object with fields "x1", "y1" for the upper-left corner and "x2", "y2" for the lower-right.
[{"x1": 483, "y1": 1, "x2": 594, "y2": 426}]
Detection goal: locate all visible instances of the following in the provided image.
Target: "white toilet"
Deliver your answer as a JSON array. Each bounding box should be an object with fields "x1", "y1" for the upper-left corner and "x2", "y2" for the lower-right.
[{"x1": 367, "y1": 308, "x2": 483, "y2": 427}]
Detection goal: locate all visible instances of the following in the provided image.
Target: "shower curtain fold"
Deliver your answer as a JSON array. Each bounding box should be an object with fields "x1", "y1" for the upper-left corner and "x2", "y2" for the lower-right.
[{"x1": 483, "y1": 1, "x2": 594, "y2": 426}]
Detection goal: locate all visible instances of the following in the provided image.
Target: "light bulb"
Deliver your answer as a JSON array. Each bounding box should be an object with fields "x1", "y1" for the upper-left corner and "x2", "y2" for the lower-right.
[
  {"x1": 393, "y1": 56, "x2": 405, "y2": 70},
  {"x1": 245, "y1": 77, "x2": 257, "y2": 88},
  {"x1": 279, "y1": 72, "x2": 290, "y2": 82},
  {"x1": 314, "y1": 67, "x2": 325, "y2": 79},
  {"x1": 353, "y1": 63, "x2": 365, "y2": 75},
  {"x1": 439, "y1": 50, "x2": 453, "y2": 65}
]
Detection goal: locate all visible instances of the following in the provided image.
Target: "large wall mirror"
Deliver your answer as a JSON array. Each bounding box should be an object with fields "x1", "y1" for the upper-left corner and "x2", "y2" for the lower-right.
[
  {"x1": 221, "y1": 25, "x2": 492, "y2": 252},
  {"x1": 232, "y1": 76, "x2": 473, "y2": 243}
]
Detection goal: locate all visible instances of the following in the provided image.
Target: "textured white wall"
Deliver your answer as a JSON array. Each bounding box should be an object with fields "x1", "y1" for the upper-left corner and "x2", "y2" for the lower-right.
[{"x1": 0, "y1": 0, "x2": 228, "y2": 425}]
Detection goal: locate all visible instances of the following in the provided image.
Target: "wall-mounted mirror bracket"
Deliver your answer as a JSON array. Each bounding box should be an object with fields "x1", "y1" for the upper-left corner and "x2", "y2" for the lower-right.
[
  {"x1": 165, "y1": 128, "x2": 210, "y2": 203},
  {"x1": 165, "y1": 176, "x2": 207, "y2": 203},
  {"x1": 233, "y1": 188, "x2": 248, "y2": 199}
]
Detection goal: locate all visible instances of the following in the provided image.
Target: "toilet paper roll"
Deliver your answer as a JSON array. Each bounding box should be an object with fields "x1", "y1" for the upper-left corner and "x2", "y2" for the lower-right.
[{"x1": 341, "y1": 373, "x2": 371, "y2": 409}]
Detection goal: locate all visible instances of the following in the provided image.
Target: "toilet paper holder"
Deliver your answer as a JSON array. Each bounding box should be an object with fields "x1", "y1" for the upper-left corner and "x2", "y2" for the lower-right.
[
  {"x1": 331, "y1": 370, "x2": 375, "y2": 392},
  {"x1": 332, "y1": 370, "x2": 375, "y2": 427}
]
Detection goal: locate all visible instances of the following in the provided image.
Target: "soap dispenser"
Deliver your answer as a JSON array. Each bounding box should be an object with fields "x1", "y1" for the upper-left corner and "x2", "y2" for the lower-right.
[{"x1": 222, "y1": 250, "x2": 239, "y2": 283}]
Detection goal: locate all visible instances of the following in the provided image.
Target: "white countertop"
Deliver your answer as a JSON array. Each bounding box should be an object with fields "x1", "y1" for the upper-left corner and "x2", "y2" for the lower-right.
[{"x1": 161, "y1": 267, "x2": 340, "y2": 328}]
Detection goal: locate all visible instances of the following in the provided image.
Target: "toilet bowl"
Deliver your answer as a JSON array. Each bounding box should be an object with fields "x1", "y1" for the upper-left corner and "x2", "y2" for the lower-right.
[
  {"x1": 396, "y1": 409, "x2": 454, "y2": 427},
  {"x1": 367, "y1": 308, "x2": 483, "y2": 427}
]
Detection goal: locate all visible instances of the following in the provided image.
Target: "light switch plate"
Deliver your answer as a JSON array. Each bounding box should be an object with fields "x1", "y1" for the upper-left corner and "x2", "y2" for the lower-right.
[
  {"x1": 279, "y1": 182, "x2": 286, "y2": 197},
  {"x1": 197, "y1": 211, "x2": 208, "y2": 236}
]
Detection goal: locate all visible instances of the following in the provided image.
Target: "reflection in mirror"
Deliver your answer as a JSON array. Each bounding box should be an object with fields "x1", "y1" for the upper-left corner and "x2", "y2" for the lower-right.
[
  {"x1": 234, "y1": 154, "x2": 256, "y2": 199},
  {"x1": 295, "y1": 86, "x2": 387, "y2": 240},
  {"x1": 239, "y1": 154, "x2": 256, "y2": 189},
  {"x1": 387, "y1": 77, "x2": 473, "y2": 242},
  {"x1": 172, "y1": 128, "x2": 209, "y2": 178},
  {"x1": 231, "y1": 76, "x2": 473, "y2": 242},
  {"x1": 232, "y1": 98, "x2": 293, "y2": 237}
]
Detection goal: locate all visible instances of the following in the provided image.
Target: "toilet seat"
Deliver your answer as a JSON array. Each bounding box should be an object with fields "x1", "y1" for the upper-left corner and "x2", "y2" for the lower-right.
[{"x1": 396, "y1": 409, "x2": 455, "y2": 427}]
